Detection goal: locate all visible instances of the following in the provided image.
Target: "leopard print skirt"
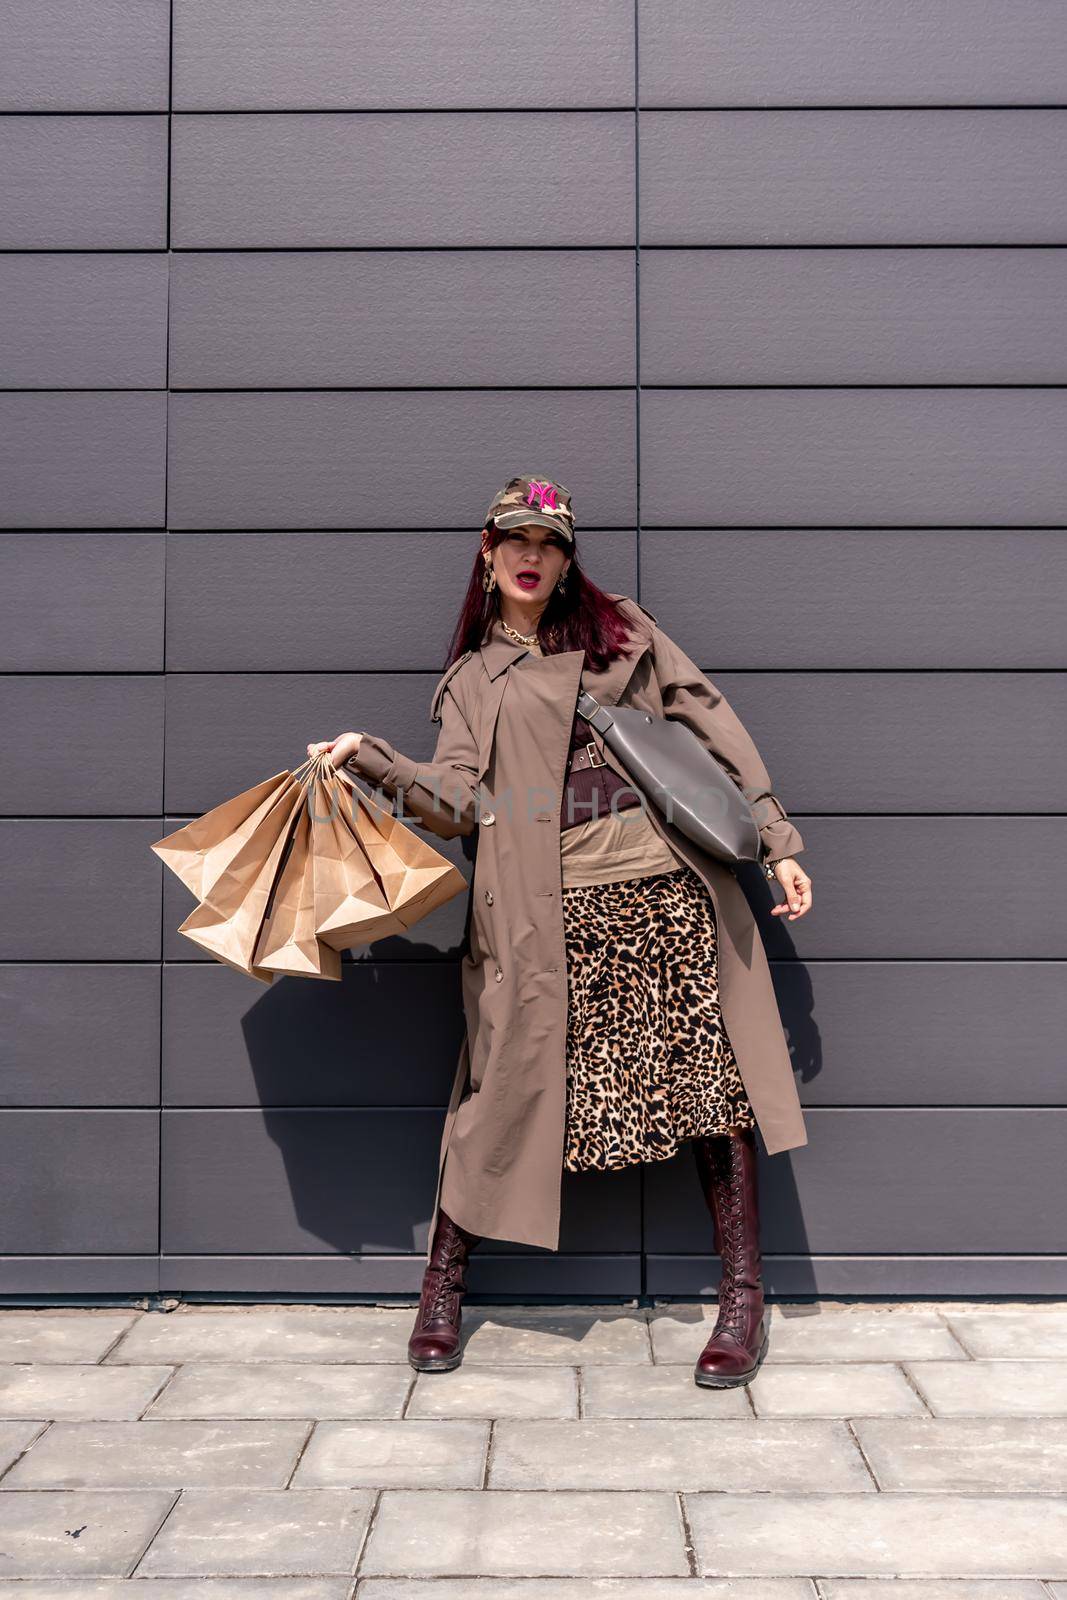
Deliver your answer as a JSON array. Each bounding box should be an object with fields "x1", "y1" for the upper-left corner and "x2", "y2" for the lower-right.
[{"x1": 561, "y1": 861, "x2": 756, "y2": 1172}]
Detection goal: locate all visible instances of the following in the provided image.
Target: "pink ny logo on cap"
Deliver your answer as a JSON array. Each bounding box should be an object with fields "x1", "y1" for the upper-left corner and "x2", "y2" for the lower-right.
[{"x1": 526, "y1": 480, "x2": 560, "y2": 513}]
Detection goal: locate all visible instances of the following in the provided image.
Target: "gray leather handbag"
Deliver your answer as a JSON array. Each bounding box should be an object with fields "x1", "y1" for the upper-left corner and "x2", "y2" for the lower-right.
[{"x1": 575, "y1": 689, "x2": 762, "y2": 865}]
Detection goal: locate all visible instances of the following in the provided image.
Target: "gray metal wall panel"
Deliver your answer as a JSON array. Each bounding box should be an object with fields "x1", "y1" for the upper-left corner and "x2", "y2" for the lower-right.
[
  {"x1": 159, "y1": 667, "x2": 1066, "y2": 819},
  {"x1": 0, "y1": 0, "x2": 170, "y2": 111},
  {"x1": 776, "y1": 962, "x2": 1067, "y2": 1108},
  {"x1": 0, "y1": 676, "x2": 164, "y2": 814},
  {"x1": 160, "y1": 958, "x2": 1065, "y2": 1116},
  {"x1": 161, "y1": 1110, "x2": 642, "y2": 1256},
  {"x1": 639, "y1": 531, "x2": 1067, "y2": 670},
  {"x1": 161, "y1": 674, "x2": 460, "y2": 812},
  {"x1": 702, "y1": 674, "x2": 1066, "y2": 815},
  {"x1": 156, "y1": 1253, "x2": 1067, "y2": 1299},
  {"x1": 0, "y1": 820, "x2": 162, "y2": 961},
  {"x1": 165, "y1": 531, "x2": 638, "y2": 671},
  {"x1": 160, "y1": 1254, "x2": 643, "y2": 1297},
  {"x1": 159, "y1": 815, "x2": 1064, "y2": 967},
  {"x1": 166, "y1": 391, "x2": 636, "y2": 530},
  {"x1": 0, "y1": 115, "x2": 168, "y2": 249},
  {"x1": 0, "y1": 394, "x2": 167, "y2": 528},
  {"x1": 171, "y1": 113, "x2": 634, "y2": 249},
  {"x1": 0, "y1": 533, "x2": 165, "y2": 672},
  {"x1": 644, "y1": 1111, "x2": 1067, "y2": 1255},
  {"x1": 640, "y1": 249, "x2": 1067, "y2": 386},
  {"x1": 0, "y1": 1112, "x2": 158, "y2": 1253},
  {"x1": 0, "y1": 1258, "x2": 161, "y2": 1294},
  {"x1": 754, "y1": 819, "x2": 1063, "y2": 962},
  {"x1": 638, "y1": 0, "x2": 1067, "y2": 107},
  {"x1": 173, "y1": 0, "x2": 633, "y2": 110},
  {"x1": 169, "y1": 251, "x2": 635, "y2": 389},
  {"x1": 163, "y1": 963, "x2": 463, "y2": 1107},
  {"x1": 640, "y1": 389, "x2": 1067, "y2": 526},
  {"x1": 160, "y1": 1108, "x2": 451, "y2": 1255},
  {"x1": 0, "y1": 966, "x2": 160, "y2": 1107},
  {"x1": 640, "y1": 111, "x2": 1067, "y2": 246},
  {"x1": 0, "y1": 255, "x2": 169, "y2": 389},
  {"x1": 647, "y1": 1257, "x2": 1067, "y2": 1299}
]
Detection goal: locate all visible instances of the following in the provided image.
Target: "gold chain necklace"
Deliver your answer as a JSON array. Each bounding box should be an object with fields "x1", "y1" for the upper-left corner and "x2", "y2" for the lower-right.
[{"x1": 500, "y1": 618, "x2": 539, "y2": 647}]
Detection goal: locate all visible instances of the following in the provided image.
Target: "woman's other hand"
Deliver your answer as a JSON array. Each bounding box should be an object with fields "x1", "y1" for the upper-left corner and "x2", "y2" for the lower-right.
[
  {"x1": 768, "y1": 857, "x2": 812, "y2": 920},
  {"x1": 306, "y1": 732, "x2": 363, "y2": 768}
]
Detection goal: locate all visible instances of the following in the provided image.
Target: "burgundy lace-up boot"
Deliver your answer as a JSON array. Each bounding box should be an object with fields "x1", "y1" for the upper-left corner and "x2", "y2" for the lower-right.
[
  {"x1": 407, "y1": 1206, "x2": 482, "y2": 1373},
  {"x1": 691, "y1": 1126, "x2": 770, "y2": 1387}
]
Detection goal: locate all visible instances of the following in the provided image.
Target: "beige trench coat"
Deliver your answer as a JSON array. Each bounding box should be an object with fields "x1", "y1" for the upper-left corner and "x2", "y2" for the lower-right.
[{"x1": 350, "y1": 594, "x2": 808, "y2": 1261}]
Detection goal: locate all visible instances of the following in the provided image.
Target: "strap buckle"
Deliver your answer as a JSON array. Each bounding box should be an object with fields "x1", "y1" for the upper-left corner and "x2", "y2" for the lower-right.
[
  {"x1": 584, "y1": 740, "x2": 606, "y2": 769},
  {"x1": 748, "y1": 790, "x2": 789, "y2": 825}
]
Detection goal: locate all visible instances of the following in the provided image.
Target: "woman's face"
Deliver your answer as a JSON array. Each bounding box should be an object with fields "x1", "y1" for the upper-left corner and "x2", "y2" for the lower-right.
[{"x1": 482, "y1": 522, "x2": 571, "y2": 604}]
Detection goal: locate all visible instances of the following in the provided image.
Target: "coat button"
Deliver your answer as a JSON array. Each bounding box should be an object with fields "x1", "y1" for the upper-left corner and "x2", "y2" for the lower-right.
[
  {"x1": 494, "y1": 966, "x2": 503, "y2": 981},
  {"x1": 480, "y1": 811, "x2": 495, "y2": 826},
  {"x1": 484, "y1": 889, "x2": 493, "y2": 904}
]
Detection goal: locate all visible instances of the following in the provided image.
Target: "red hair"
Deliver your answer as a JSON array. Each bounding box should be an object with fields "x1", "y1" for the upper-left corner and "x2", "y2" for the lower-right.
[{"x1": 443, "y1": 524, "x2": 639, "y2": 677}]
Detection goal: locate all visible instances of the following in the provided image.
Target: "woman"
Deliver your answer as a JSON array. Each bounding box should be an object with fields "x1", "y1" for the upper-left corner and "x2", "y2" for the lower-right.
[{"x1": 308, "y1": 474, "x2": 812, "y2": 1389}]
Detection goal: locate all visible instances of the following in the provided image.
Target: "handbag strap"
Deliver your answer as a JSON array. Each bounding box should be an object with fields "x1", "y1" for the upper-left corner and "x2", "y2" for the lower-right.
[{"x1": 575, "y1": 689, "x2": 614, "y2": 735}]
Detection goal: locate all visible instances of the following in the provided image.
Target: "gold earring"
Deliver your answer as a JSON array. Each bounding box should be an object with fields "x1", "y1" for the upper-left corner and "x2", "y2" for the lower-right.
[
  {"x1": 556, "y1": 570, "x2": 568, "y2": 594},
  {"x1": 482, "y1": 558, "x2": 497, "y2": 594}
]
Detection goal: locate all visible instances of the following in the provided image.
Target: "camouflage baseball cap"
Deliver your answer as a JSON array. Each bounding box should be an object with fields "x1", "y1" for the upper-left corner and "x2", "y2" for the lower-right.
[{"x1": 485, "y1": 475, "x2": 575, "y2": 544}]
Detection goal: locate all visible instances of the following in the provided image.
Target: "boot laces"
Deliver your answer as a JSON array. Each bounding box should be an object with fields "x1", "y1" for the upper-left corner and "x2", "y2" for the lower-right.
[
  {"x1": 711, "y1": 1138, "x2": 750, "y2": 1340},
  {"x1": 423, "y1": 1231, "x2": 466, "y2": 1323},
  {"x1": 426, "y1": 1272, "x2": 457, "y2": 1323}
]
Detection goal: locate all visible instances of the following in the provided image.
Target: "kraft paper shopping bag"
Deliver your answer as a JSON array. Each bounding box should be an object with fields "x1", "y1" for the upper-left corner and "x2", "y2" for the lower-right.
[
  {"x1": 321, "y1": 762, "x2": 467, "y2": 947},
  {"x1": 255, "y1": 779, "x2": 342, "y2": 981},
  {"x1": 309, "y1": 766, "x2": 397, "y2": 951},
  {"x1": 150, "y1": 768, "x2": 293, "y2": 902},
  {"x1": 176, "y1": 777, "x2": 306, "y2": 980}
]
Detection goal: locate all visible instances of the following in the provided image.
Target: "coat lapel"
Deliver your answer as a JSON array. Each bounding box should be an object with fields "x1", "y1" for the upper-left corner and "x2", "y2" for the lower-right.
[{"x1": 474, "y1": 594, "x2": 654, "y2": 781}]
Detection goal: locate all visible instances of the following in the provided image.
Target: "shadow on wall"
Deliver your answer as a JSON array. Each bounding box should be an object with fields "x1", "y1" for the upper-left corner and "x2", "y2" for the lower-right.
[
  {"x1": 242, "y1": 942, "x2": 465, "y2": 1258},
  {"x1": 736, "y1": 860, "x2": 822, "y2": 1093}
]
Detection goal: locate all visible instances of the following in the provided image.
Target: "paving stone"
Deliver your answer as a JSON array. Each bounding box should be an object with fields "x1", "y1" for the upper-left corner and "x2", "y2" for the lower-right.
[
  {"x1": 406, "y1": 1365, "x2": 578, "y2": 1419},
  {"x1": 292, "y1": 1419, "x2": 488, "y2": 1488},
  {"x1": 0, "y1": 1421, "x2": 48, "y2": 1475},
  {"x1": 0, "y1": 1583, "x2": 350, "y2": 1598},
  {"x1": 0, "y1": 1488, "x2": 174, "y2": 1578},
  {"x1": 135, "y1": 1488, "x2": 374, "y2": 1578},
  {"x1": 650, "y1": 1308, "x2": 964, "y2": 1365},
  {"x1": 145, "y1": 1362, "x2": 411, "y2": 1420},
  {"x1": 488, "y1": 1417, "x2": 872, "y2": 1491},
  {"x1": 747, "y1": 1363, "x2": 927, "y2": 1417},
  {"x1": 945, "y1": 1310, "x2": 1067, "y2": 1359},
  {"x1": 360, "y1": 1488, "x2": 688, "y2": 1576},
  {"x1": 357, "y1": 1582, "x2": 818, "y2": 1598},
  {"x1": 0, "y1": 1314, "x2": 139, "y2": 1366},
  {"x1": 581, "y1": 1365, "x2": 751, "y2": 1419},
  {"x1": 684, "y1": 1492, "x2": 1067, "y2": 1578},
  {"x1": 763, "y1": 1310, "x2": 966, "y2": 1364},
  {"x1": 853, "y1": 1414, "x2": 1067, "y2": 1491},
  {"x1": 821, "y1": 1583, "x2": 1045, "y2": 1597},
  {"x1": 4, "y1": 1420, "x2": 310, "y2": 1490},
  {"x1": 0, "y1": 1365, "x2": 172, "y2": 1420},
  {"x1": 906, "y1": 1359, "x2": 1067, "y2": 1415},
  {"x1": 107, "y1": 1309, "x2": 413, "y2": 1365},
  {"x1": 460, "y1": 1309, "x2": 651, "y2": 1366}
]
